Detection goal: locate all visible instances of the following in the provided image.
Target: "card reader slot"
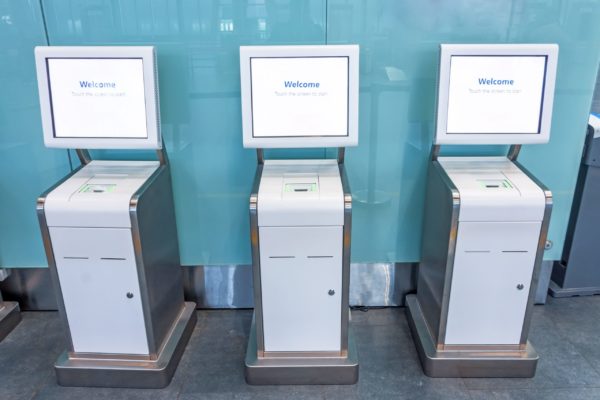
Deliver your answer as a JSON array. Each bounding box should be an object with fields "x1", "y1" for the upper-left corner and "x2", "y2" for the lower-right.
[
  {"x1": 63, "y1": 256, "x2": 89, "y2": 260},
  {"x1": 268, "y1": 256, "x2": 295, "y2": 259},
  {"x1": 100, "y1": 257, "x2": 127, "y2": 261},
  {"x1": 501, "y1": 250, "x2": 529, "y2": 253},
  {"x1": 464, "y1": 250, "x2": 491, "y2": 253},
  {"x1": 307, "y1": 255, "x2": 334, "y2": 258}
]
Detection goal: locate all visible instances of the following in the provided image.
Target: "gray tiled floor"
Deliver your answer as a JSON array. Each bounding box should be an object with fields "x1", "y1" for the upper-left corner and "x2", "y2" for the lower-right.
[{"x1": 2, "y1": 296, "x2": 600, "y2": 399}]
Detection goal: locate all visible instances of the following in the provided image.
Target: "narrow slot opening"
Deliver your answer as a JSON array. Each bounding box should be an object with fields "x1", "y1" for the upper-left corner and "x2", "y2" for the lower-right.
[
  {"x1": 294, "y1": 188, "x2": 308, "y2": 192},
  {"x1": 100, "y1": 257, "x2": 127, "y2": 261},
  {"x1": 307, "y1": 255, "x2": 334, "y2": 258},
  {"x1": 268, "y1": 256, "x2": 295, "y2": 259},
  {"x1": 63, "y1": 256, "x2": 89, "y2": 260},
  {"x1": 501, "y1": 250, "x2": 528, "y2": 253},
  {"x1": 464, "y1": 250, "x2": 491, "y2": 253}
]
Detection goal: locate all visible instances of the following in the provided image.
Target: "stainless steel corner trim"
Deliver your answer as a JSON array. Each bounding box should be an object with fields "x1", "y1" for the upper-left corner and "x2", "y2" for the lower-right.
[
  {"x1": 432, "y1": 161, "x2": 460, "y2": 347},
  {"x1": 339, "y1": 160, "x2": 352, "y2": 354},
  {"x1": 249, "y1": 164, "x2": 265, "y2": 355},
  {"x1": 514, "y1": 160, "x2": 553, "y2": 345},
  {"x1": 36, "y1": 166, "x2": 83, "y2": 353}
]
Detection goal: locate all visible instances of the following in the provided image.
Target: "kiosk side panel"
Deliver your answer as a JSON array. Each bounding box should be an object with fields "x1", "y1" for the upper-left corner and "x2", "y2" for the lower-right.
[
  {"x1": 131, "y1": 165, "x2": 185, "y2": 354},
  {"x1": 417, "y1": 162, "x2": 459, "y2": 345}
]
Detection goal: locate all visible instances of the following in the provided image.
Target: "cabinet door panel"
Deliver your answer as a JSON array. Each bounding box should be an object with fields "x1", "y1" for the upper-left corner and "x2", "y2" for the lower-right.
[
  {"x1": 445, "y1": 222, "x2": 540, "y2": 345},
  {"x1": 50, "y1": 227, "x2": 148, "y2": 355},
  {"x1": 260, "y1": 226, "x2": 342, "y2": 352}
]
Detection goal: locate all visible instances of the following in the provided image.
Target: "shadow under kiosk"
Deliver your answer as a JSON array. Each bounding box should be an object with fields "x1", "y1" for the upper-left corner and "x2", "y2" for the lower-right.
[
  {"x1": 0, "y1": 269, "x2": 20, "y2": 342},
  {"x1": 34, "y1": 46, "x2": 196, "y2": 388},
  {"x1": 406, "y1": 44, "x2": 558, "y2": 378},
  {"x1": 239, "y1": 45, "x2": 360, "y2": 385}
]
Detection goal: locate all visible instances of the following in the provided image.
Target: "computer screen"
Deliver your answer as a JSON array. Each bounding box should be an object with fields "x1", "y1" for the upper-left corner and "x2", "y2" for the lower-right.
[
  {"x1": 434, "y1": 44, "x2": 558, "y2": 145},
  {"x1": 250, "y1": 56, "x2": 349, "y2": 138},
  {"x1": 35, "y1": 46, "x2": 161, "y2": 149},
  {"x1": 446, "y1": 55, "x2": 547, "y2": 134},
  {"x1": 46, "y1": 58, "x2": 148, "y2": 139},
  {"x1": 240, "y1": 44, "x2": 359, "y2": 148}
]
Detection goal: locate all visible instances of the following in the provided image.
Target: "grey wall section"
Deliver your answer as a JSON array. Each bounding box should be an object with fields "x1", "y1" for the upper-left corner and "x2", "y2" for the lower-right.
[{"x1": 1, "y1": 263, "x2": 417, "y2": 310}]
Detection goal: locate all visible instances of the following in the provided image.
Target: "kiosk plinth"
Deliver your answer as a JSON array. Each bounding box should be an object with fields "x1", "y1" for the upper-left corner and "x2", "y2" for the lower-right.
[
  {"x1": 407, "y1": 44, "x2": 558, "y2": 378},
  {"x1": 239, "y1": 45, "x2": 360, "y2": 385},
  {"x1": 34, "y1": 46, "x2": 195, "y2": 388}
]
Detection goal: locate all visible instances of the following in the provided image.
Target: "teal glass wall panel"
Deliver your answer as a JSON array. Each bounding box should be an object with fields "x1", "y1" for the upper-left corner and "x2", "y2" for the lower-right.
[
  {"x1": 41, "y1": 0, "x2": 327, "y2": 265},
  {"x1": 2, "y1": 0, "x2": 598, "y2": 268},
  {"x1": 0, "y1": 0, "x2": 71, "y2": 267},
  {"x1": 328, "y1": 0, "x2": 600, "y2": 262}
]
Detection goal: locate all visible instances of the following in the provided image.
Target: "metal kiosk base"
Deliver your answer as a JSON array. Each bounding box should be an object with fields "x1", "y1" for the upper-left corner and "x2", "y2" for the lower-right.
[
  {"x1": 0, "y1": 301, "x2": 21, "y2": 342},
  {"x1": 54, "y1": 302, "x2": 196, "y2": 388},
  {"x1": 245, "y1": 314, "x2": 359, "y2": 385},
  {"x1": 406, "y1": 295, "x2": 538, "y2": 378}
]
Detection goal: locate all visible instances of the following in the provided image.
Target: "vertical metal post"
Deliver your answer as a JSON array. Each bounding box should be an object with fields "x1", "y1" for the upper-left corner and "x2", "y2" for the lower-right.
[
  {"x1": 337, "y1": 147, "x2": 345, "y2": 164},
  {"x1": 257, "y1": 149, "x2": 264, "y2": 165},
  {"x1": 507, "y1": 144, "x2": 521, "y2": 161},
  {"x1": 431, "y1": 144, "x2": 441, "y2": 161},
  {"x1": 156, "y1": 147, "x2": 169, "y2": 166},
  {"x1": 75, "y1": 149, "x2": 92, "y2": 165}
]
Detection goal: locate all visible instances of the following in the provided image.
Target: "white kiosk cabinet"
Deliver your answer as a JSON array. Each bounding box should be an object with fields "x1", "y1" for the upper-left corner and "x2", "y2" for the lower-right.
[
  {"x1": 240, "y1": 45, "x2": 359, "y2": 384},
  {"x1": 34, "y1": 46, "x2": 196, "y2": 388},
  {"x1": 406, "y1": 44, "x2": 558, "y2": 377},
  {"x1": 0, "y1": 269, "x2": 20, "y2": 342}
]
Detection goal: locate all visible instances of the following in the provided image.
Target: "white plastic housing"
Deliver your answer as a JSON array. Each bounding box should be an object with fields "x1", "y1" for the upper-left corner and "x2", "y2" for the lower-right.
[
  {"x1": 435, "y1": 43, "x2": 558, "y2": 145},
  {"x1": 240, "y1": 45, "x2": 359, "y2": 148},
  {"x1": 34, "y1": 46, "x2": 162, "y2": 149}
]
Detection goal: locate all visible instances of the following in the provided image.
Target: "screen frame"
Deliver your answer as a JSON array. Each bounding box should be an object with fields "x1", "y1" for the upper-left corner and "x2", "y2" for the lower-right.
[
  {"x1": 35, "y1": 46, "x2": 161, "y2": 149},
  {"x1": 240, "y1": 45, "x2": 359, "y2": 148},
  {"x1": 435, "y1": 43, "x2": 558, "y2": 145}
]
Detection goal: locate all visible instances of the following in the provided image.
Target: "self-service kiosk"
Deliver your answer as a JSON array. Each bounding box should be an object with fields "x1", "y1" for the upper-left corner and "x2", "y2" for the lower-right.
[
  {"x1": 0, "y1": 269, "x2": 20, "y2": 341},
  {"x1": 239, "y1": 45, "x2": 360, "y2": 385},
  {"x1": 34, "y1": 46, "x2": 196, "y2": 388},
  {"x1": 550, "y1": 114, "x2": 600, "y2": 297},
  {"x1": 406, "y1": 44, "x2": 558, "y2": 377}
]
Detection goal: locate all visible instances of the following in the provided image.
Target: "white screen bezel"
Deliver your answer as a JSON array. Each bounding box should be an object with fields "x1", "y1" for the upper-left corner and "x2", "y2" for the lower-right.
[
  {"x1": 35, "y1": 46, "x2": 161, "y2": 149},
  {"x1": 435, "y1": 43, "x2": 558, "y2": 145},
  {"x1": 240, "y1": 45, "x2": 359, "y2": 148}
]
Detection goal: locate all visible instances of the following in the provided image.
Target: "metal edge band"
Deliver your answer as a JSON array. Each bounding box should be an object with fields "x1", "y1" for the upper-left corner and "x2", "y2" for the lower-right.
[
  {"x1": 250, "y1": 163, "x2": 265, "y2": 355},
  {"x1": 431, "y1": 160, "x2": 460, "y2": 348},
  {"x1": 129, "y1": 163, "x2": 170, "y2": 357},
  {"x1": 513, "y1": 160, "x2": 553, "y2": 345},
  {"x1": 338, "y1": 159, "x2": 352, "y2": 355},
  {"x1": 36, "y1": 166, "x2": 83, "y2": 353}
]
